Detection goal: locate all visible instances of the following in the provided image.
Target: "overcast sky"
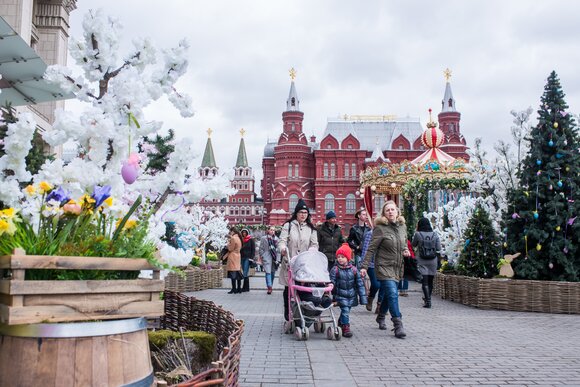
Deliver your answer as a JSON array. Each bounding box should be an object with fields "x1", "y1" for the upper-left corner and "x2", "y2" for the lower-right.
[{"x1": 69, "y1": 1, "x2": 580, "y2": 191}]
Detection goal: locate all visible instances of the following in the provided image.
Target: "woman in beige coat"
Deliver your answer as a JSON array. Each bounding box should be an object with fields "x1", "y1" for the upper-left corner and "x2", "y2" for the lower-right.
[
  {"x1": 278, "y1": 199, "x2": 318, "y2": 321},
  {"x1": 361, "y1": 201, "x2": 410, "y2": 338},
  {"x1": 224, "y1": 227, "x2": 243, "y2": 294}
]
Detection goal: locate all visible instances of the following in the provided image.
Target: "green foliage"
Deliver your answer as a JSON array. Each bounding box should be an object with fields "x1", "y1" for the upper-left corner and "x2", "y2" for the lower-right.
[
  {"x1": 139, "y1": 129, "x2": 175, "y2": 175},
  {"x1": 402, "y1": 177, "x2": 470, "y2": 237},
  {"x1": 25, "y1": 130, "x2": 55, "y2": 178},
  {"x1": 457, "y1": 203, "x2": 501, "y2": 278},
  {"x1": 504, "y1": 71, "x2": 580, "y2": 281}
]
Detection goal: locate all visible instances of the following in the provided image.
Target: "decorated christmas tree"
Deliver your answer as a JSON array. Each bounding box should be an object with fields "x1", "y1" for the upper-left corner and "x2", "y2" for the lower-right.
[
  {"x1": 504, "y1": 71, "x2": 580, "y2": 281},
  {"x1": 457, "y1": 202, "x2": 501, "y2": 278}
]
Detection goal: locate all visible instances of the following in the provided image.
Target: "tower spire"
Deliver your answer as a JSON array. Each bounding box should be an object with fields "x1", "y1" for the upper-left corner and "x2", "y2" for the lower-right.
[
  {"x1": 236, "y1": 128, "x2": 249, "y2": 167},
  {"x1": 201, "y1": 128, "x2": 216, "y2": 168},
  {"x1": 286, "y1": 67, "x2": 300, "y2": 112},
  {"x1": 441, "y1": 68, "x2": 456, "y2": 112}
]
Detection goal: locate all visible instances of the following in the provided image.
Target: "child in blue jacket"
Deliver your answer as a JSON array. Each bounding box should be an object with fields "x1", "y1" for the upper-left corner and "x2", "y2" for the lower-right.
[{"x1": 329, "y1": 243, "x2": 368, "y2": 338}]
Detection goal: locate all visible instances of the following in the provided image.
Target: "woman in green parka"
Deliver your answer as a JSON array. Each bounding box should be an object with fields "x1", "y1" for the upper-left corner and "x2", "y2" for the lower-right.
[{"x1": 360, "y1": 200, "x2": 410, "y2": 338}]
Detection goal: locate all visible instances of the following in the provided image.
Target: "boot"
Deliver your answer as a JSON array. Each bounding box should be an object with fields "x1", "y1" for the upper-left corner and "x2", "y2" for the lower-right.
[
  {"x1": 242, "y1": 277, "x2": 250, "y2": 292},
  {"x1": 391, "y1": 317, "x2": 406, "y2": 338},
  {"x1": 342, "y1": 324, "x2": 353, "y2": 338},
  {"x1": 267, "y1": 286, "x2": 272, "y2": 295},
  {"x1": 228, "y1": 278, "x2": 236, "y2": 294},
  {"x1": 366, "y1": 297, "x2": 374, "y2": 312},
  {"x1": 376, "y1": 314, "x2": 387, "y2": 330},
  {"x1": 422, "y1": 283, "x2": 431, "y2": 308},
  {"x1": 235, "y1": 278, "x2": 242, "y2": 293},
  {"x1": 375, "y1": 301, "x2": 381, "y2": 315}
]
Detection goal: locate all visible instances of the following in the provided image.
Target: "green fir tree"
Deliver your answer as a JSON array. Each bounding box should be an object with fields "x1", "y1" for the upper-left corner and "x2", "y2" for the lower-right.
[
  {"x1": 138, "y1": 129, "x2": 175, "y2": 175},
  {"x1": 457, "y1": 203, "x2": 501, "y2": 278},
  {"x1": 504, "y1": 71, "x2": 580, "y2": 281}
]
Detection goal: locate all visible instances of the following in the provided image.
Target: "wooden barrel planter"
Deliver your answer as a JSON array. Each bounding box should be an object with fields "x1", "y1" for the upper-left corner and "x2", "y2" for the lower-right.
[{"x1": 0, "y1": 318, "x2": 153, "y2": 387}]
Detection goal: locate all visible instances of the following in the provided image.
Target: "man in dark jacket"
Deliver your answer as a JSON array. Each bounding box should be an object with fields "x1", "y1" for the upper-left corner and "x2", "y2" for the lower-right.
[
  {"x1": 318, "y1": 211, "x2": 345, "y2": 271},
  {"x1": 347, "y1": 209, "x2": 370, "y2": 268}
]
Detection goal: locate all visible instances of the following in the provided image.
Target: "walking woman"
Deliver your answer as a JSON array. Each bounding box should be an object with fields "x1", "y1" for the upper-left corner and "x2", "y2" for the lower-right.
[
  {"x1": 224, "y1": 227, "x2": 243, "y2": 294},
  {"x1": 240, "y1": 228, "x2": 256, "y2": 293},
  {"x1": 259, "y1": 226, "x2": 279, "y2": 295},
  {"x1": 278, "y1": 199, "x2": 318, "y2": 322},
  {"x1": 360, "y1": 200, "x2": 410, "y2": 338},
  {"x1": 412, "y1": 217, "x2": 441, "y2": 308}
]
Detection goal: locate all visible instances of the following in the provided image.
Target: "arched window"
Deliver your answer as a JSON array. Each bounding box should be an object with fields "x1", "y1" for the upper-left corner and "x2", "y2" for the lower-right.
[
  {"x1": 324, "y1": 194, "x2": 335, "y2": 213},
  {"x1": 351, "y1": 163, "x2": 357, "y2": 180},
  {"x1": 323, "y1": 163, "x2": 329, "y2": 179},
  {"x1": 330, "y1": 163, "x2": 336, "y2": 179},
  {"x1": 344, "y1": 163, "x2": 349, "y2": 179},
  {"x1": 346, "y1": 194, "x2": 356, "y2": 214},
  {"x1": 289, "y1": 194, "x2": 298, "y2": 211},
  {"x1": 294, "y1": 164, "x2": 299, "y2": 178},
  {"x1": 288, "y1": 163, "x2": 293, "y2": 178}
]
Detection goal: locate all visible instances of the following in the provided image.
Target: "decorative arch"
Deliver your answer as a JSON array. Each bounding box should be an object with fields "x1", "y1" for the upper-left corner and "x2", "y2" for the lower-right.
[
  {"x1": 412, "y1": 137, "x2": 424, "y2": 150},
  {"x1": 320, "y1": 134, "x2": 339, "y2": 150},
  {"x1": 341, "y1": 134, "x2": 360, "y2": 150},
  {"x1": 392, "y1": 134, "x2": 411, "y2": 150},
  {"x1": 324, "y1": 193, "x2": 335, "y2": 213}
]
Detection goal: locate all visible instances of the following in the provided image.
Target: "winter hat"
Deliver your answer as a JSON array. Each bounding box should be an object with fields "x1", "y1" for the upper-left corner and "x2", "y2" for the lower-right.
[
  {"x1": 293, "y1": 199, "x2": 309, "y2": 215},
  {"x1": 336, "y1": 243, "x2": 352, "y2": 261},
  {"x1": 325, "y1": 210, "x2": 336, "y2": 220}
]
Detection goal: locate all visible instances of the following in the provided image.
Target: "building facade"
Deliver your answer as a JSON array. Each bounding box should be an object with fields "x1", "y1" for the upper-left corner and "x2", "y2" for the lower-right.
[
  {"x1": 198, "y1": 129, "x2": 265, "y2": 225},
  {"x1": 262, "y1": 74, "x2": 468, "y2": 227}
]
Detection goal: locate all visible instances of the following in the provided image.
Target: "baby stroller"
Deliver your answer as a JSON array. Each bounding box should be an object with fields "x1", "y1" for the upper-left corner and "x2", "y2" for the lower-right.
[{"x1": 283, "y1": 250, "x2": 342, "y2": 341}]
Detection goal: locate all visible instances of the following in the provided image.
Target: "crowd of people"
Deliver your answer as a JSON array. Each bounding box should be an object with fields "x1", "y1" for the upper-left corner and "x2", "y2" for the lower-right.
[{"x1": 221, "y1": 198, "x2": 442, "y2": 339}]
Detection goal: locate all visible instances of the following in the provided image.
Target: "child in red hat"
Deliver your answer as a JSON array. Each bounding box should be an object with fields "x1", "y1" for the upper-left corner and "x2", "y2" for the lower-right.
[{"x1": 329, "y1": 243, "x2": 368, "y2": 337}]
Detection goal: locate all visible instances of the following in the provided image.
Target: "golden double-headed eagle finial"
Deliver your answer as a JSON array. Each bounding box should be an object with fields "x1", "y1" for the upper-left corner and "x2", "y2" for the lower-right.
[
  {"x1": 240, "y1": 128, "x2": 246, "y2": 137},
  {"x1": 207, "y1": 128, "x2": 213, "y2": 137},
  {"x1": 289, "y1": 67, "x2": 297, "y2": 81},
  {"x1": 444, "y1": 68, "x2": 452, "y2": 82}
]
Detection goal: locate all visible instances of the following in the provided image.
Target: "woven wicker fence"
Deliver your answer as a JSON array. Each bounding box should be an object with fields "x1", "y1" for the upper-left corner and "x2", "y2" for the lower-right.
[
  {"x1": 434, "y1": 273, "x2": 580, "y2": 314},
  {"x1": 165, "y1": 267, "x2": 224, "y2": 293},
  {"x1": 160, "y1": 291, "x2": 244, "y2": 387}
]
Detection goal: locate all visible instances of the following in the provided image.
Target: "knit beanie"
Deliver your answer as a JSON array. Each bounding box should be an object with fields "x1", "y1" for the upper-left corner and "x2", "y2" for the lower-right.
[
  {"x1": 325, "y1": 210, "x2": 336, "y2": 220},
  {"x1": 335, "y1": 243, "x2": 352, "y2": 261},
  {"x1": 294, "y1": 199, "x2": 309, "y2": 215}
]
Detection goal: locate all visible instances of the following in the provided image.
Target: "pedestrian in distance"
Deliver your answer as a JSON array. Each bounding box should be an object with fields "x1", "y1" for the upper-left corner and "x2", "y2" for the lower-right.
[
  {"x1": 259, "y1": 225, "x2": 279, "y2": 295},
  {"x1": 329, "y1": 243, "x2": 367, "y2": 338},
  {"x1": 347, "y1": 208, "x2": 371, "y2": 268},
  {"x1": 224, "y1": 227, "x2": 243, "y2": 294},
  {"x1": 412, "y1": 217, "x2": 442, "y2": 308},
  {"x1": 318, "y1": 210, "x2": 345, "y2": 272},
  {"x1": 360, "y1": 200, "x2": 410, "y2": 339},
  {"x1": 240, "y1": 228, "x2": 256, "y2": 293},
  {"x1": 278, "y1": 199, "x2": 319, "y2": 321}
]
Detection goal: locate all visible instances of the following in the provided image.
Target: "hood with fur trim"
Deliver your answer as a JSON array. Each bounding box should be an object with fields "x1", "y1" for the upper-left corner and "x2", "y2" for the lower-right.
[{"x1": 374, "y1": 215, "x2": 406, "y2": 227}]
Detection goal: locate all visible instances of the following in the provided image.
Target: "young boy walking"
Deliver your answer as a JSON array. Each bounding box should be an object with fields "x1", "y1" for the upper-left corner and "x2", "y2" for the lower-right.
[{"x1": 329, "y1": 243, "x2": 367, "y2": 337}]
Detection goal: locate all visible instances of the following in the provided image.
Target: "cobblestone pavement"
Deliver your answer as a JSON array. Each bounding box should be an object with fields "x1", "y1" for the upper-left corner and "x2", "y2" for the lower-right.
[{"x1": 188, "y1": 274, "x2": 580, "y2": 387}]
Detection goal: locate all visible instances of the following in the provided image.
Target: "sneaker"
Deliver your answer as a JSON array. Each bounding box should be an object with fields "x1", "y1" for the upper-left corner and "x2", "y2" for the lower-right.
[
  {"x1": 267, "y1": 287, "x2": 272, "y2": 295},
  {"x1": 342, "y1": 324, "x2": 353, "y2": 338}
]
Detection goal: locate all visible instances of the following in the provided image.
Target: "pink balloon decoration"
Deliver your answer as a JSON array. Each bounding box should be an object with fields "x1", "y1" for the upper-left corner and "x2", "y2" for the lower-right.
[{"x1": 121, "y1": 153, "x2": 141, "y2": 184}]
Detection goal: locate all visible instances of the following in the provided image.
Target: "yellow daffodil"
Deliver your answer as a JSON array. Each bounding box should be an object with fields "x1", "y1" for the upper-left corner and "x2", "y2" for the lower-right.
[
  {"x1": 104, "y1": 197, "x2": 113, "y2": 206},
  {"x1": 0, "y1": 208, "x2": 18, "y2": 236},
  {"x1": 115, "y1": 218, "x2": 137, "y2": 230},
  {"x1": 38, "y1": 181, "x2": 53, "y2": 193},
  {"x1": 0, "y1": 208, "x2": 15, "y2": 218}
]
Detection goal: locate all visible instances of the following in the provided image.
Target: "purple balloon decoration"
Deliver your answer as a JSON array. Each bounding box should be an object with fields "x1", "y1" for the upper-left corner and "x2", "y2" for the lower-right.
[{"x1": 121, "y1": 162, "x2": 139, "y2": 184}]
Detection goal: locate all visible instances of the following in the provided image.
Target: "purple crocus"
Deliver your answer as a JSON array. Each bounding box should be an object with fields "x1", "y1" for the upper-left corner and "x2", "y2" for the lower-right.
[
  {"x1": 91, "y1": 185, "x2": 112, "y2": 208},
  {"x1": 45, "y1": 186, "x2": 71, "y2": 206}
]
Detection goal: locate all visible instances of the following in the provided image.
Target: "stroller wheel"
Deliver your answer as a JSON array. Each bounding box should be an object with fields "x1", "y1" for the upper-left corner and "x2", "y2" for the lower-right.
[
  {"x1": 303, "y1": 327, "x2": 310, "y2": 341},
  {"x1": 313, "y1": 322, "x2": 321, "y2": 333},
  {"x1": 335, "y1": 327, "x2": 342, "y2": 341},
  {"x1": 294, "y1": 327, "x2": 303, "y2": 341},
  {"x1": 319, "y1": 323, "x2": 326, "y2": 333},
  {"x1": 326, "y1": 326, "x2": 333, "y2": 340}
]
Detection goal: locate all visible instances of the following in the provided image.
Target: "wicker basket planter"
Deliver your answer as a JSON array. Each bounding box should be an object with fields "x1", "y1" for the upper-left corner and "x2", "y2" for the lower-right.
[
  {"x1": 0, "y1": 250, "x2": 164, "y2": 325},
  {"x1": 165, "y1": 267, "x2": 223, "y2": 293},
  {"x1": 160, "y1": 291, "x2": 244, "y2": 387},
  {"x1": 435, "y1": 273, "x2": 580, "y2": 314}
]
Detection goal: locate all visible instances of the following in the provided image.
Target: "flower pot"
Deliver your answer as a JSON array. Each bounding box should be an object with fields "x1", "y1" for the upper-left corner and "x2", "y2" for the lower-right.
[
  {"x1": 0, "y1": 318, "x2": 153, "y2": 386},
  {"x1": 0, "y1": 250, "x2": 164, "y2": 325}
]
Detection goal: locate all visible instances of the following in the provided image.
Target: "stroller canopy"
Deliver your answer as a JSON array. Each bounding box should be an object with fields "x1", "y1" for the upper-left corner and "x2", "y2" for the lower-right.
[{"x1": 290, "y1": 250, "x2": 330, "y2": 283}]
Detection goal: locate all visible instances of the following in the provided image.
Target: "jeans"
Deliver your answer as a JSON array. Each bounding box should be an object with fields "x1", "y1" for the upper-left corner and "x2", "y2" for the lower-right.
[
  {"x1": 241, "y1": 258, "x2": 250, "y2": 277},
  {"x1": 367, "y1": 267, "x2": 382, "y2": 302},
  {"x1": 398, "y1": 279, "x2": 409, "y2": 291},
  {"x1": 265, "y1": 271, "x2": 276, "y2": 287},
  {"x1": 339, "y1": 305, "x2": 351, "y2": 325},
  {"x1": 379, "y1": 279, "x2": 402, "y2": 318}
]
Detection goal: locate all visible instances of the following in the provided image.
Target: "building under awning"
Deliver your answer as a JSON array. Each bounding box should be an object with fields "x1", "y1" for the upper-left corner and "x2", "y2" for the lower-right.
[{"x1": 0, "y1": 16, "x2": 75, "y2": 107}]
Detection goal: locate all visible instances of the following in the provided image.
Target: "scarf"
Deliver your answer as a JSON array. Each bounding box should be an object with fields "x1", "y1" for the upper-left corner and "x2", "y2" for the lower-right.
[
  {"x1": 266, "y1": 235, "x2": 278, "y2": 259},
  {"x1": 243, "y1": 235, "x2": 251, "y2": 243}
]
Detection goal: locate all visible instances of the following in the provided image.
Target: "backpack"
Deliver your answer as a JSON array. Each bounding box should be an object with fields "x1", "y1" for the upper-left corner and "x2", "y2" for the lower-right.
[{"x1": 419, "y1": 232, "x2": 438, "y2": 260}]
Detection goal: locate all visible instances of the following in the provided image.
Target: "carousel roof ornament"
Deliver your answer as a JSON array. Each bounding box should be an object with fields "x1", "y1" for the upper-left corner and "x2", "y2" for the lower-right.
[{"x1": 359, "y1": 108, "x2": 468, "y2": 195}]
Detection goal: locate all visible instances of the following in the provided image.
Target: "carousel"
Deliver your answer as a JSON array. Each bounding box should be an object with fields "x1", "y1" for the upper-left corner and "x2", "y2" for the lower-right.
[{"x1": 358, "y1": 110, "x2": 471, "y2": 233}]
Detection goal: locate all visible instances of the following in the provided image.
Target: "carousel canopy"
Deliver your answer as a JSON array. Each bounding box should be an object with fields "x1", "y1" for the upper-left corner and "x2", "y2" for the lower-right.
[{"x1": 411, "y1": 147, "x2": 456, "y2": 165}]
